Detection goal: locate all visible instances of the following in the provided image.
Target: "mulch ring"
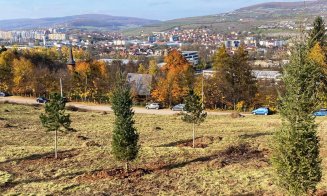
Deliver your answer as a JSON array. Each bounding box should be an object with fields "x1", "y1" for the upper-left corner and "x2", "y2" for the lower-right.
[
  {"x1": 177, "y1": 136, "x2": 220, "y2": 148},
  {"x1": 75, "y1": 168, "x2": 152, "y2": 183}
]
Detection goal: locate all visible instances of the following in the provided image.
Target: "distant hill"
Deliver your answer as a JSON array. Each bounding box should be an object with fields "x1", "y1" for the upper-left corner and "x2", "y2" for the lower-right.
[
  {"x1": 123, "y1": 0, "x2": 327, "y2": 35},
  {"x1": 0, "y1": 14, "x2": 160, "y2": 31}
]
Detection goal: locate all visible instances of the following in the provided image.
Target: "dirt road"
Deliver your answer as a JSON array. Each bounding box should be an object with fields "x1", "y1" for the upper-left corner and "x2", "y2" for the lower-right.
[{"x1": 0, "y1": 96, "x2": 247, "y2": 116}]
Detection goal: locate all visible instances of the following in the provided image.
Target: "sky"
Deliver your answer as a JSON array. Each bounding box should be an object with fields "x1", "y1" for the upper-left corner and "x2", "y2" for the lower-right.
[{"x1": 0, "y1": 0, "x2": 303, "y2": 21}]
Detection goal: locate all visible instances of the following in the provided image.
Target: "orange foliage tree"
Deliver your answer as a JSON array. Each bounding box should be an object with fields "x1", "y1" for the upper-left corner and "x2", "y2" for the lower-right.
[{"x1": 152, "y1": 49, "x2": 194, "y2": 107}]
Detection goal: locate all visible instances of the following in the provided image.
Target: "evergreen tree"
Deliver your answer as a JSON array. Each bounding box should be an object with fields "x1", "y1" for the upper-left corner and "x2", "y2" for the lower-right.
[
  {"x1": 40, "y1": 93, "x2": 71, "y2": 159},
  {"x1": 308, "y1": 16, "x2": 326, "y2": 48},
  {"x1": 182, "y1": 90, "x2": 207, "y2": 148},
  {"x1": 212, "y1": 44, "x2": 230, "y2": 71},
  {"x1": 111, "y1": 74, "x2": 139, "y2": 172},
  {"x1": 230, "y1": 45, "x2": 257, "y2": 109},
  {"x1": 272, "y1": 44, "x2": 322, "y2": 195},
  {"x1": 213, "y1": 45, "x2": 256, "y2": 109}
]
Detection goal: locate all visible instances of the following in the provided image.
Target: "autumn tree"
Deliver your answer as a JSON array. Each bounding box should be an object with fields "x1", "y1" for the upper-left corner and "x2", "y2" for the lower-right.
[
  {"x1": 272, "y1": 44, "x2": 322, "y2": 195},
  {"x1": 194, "y1": 75, "x2": 225, "y2": 109},
  {"x1": 32, "y1": 68, "x2": 59, "y2": 96},
  {"x1": 111, "y1": 74, "x2": 139, "y2": 172},
  {"x1": 148, "y1": 59, "x2": 159, "y2": 76},
  {"x1": 125, "y1": 60, "x2": 138, "y2": 73},
  {"x1": 137, "y1": 63, "x2": 147, "y2": 74},
  {"x1": 40, "y1": 93, "x2": 72, "y2": 159},
  {"x1": 308, "y1": 18, "x2": 327, "y2": 106},
  {"x1": 72, "y1": 60, "x2": 108, "y2": 102},
  {"x1": 0, "y1": 50, "x2": 16, "y2": 92},
  {"x1": 12, "y1": 57, "x2": 35, "y2": 95},
  {"x1": 152, "y1": 49, "x2": 194, "y2": 107}
]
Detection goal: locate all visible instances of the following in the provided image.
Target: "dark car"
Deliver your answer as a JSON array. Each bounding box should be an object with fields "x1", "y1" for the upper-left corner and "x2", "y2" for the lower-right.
[
  {"x1": 172, "y1": 104, "x2": 185, "y2": 111},
  {"x1": 0, "y1": 91, "x2": 10, "y2": 97},
  {"x1": 314, "y1": 109, "x2": 327, "y2": 116},
  {"x1": 61, "y1": 97, "x2": 69, "y2": 103},
  {"x1": 252, "y1": 107, "x2": 271, "y2": 115},
  {"x1": 36, "y1": 97, "x2": 49, "y2": 103}
]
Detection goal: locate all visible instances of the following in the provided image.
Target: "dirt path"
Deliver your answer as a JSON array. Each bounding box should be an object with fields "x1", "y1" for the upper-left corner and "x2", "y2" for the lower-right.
[{"x1": 0, "y1": 96, "x2": 248, "y2": 116}]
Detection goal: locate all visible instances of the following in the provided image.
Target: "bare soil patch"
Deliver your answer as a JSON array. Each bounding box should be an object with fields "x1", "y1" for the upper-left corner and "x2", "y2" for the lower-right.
[
  {"x1": 209, "y1": 143, "x2": 269, "y2": 168},
  {"x1": 76, "y1": 168, "x2": 152, "y2": 183},
  {"x1": 316, "y1": 189, "x2": 327, "y2": 196}
]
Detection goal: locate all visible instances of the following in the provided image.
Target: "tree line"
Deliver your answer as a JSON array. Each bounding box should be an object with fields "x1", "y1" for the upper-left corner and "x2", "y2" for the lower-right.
[{"x1": 1, "y1": 17, "x2": 326, "y2": 112}]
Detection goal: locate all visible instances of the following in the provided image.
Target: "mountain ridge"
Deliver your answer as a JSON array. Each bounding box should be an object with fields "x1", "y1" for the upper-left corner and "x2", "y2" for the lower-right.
[{"x1": 0, "y1": 14, "x2": 161, "y2": 31}]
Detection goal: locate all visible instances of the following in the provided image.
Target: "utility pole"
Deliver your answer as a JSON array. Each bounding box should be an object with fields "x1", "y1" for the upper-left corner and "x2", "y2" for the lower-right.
[
  {"x1": 60, "y1": 78, "x2": 63, "y2": 97},
  {"x1": 202, "y1": 71, "x2": 204, "y2": 108}
]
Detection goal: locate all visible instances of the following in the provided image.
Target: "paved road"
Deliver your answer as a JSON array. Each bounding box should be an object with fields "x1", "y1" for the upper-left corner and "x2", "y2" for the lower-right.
[{"x1": 0, "y1": 96, "x2": 247, "y2": 116}]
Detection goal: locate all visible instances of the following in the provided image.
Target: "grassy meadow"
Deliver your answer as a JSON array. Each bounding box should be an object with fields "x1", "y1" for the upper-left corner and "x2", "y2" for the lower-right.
[{"x1": 1, "y1": 103, "x2": 327, "y2": 195}]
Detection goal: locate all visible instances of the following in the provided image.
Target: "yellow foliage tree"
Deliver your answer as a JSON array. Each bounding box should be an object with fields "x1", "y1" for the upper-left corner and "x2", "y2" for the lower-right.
[
  {"x1": 12, "y1": 58, "x2": 35, "y2": 95},
  {"x1": 148, "y1": 60, "x2": 158, "y2": 75},
  {"x1": 309, "y1": 43, "x2": 327, "y2": 72},
  {"x1": 137, "y1": 63, "x2": 147, "y2": 74},
  {"x1": 0, "y1": 50, "x2": 17, "y2": 91},
  {"x1": 72, "y1": 60, "x2": 108, "y2": 101}
]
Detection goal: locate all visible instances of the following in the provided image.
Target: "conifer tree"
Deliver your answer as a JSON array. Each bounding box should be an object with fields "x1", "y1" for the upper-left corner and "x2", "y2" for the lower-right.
[
  {"x1": 272, "y1": 44, "x2": 322, "y2": 195},
  {"x1": 111, "y1": 73, "x2": 139, "y2": 172},
  {"x1": 40, "y1": 93, "x2": 71, "y2": 159},
  {"x1": 308, "y1": 16, "x2": 326, "y2": 48},
  {"x1": 182, "y1": 90, "x2": 207, "y2": 148},
  {"x1": 212, "y1": 44, "x2": 230, "y2": 71},
  {"x1": 213, "y1": 45, "x2": 256, "y2": 109}
]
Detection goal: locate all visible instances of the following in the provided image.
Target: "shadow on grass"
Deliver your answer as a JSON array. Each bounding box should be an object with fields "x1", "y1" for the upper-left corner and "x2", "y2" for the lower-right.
[
  {"x1": 157, "y1": 138, "x2": 202, "y2": 147},
  {"x1": 239, "y1": 132, "x2": 272, "y2": 139},
  {"x1": 0, "y1": 149, "x2": 77, "y2": 164},
  {"x1": 159, "y1": 143, "x2": 268, "y2": 170},
  {"x1": 160, "y1": 154, "x2": 218, "y2": 170},
  {"x1": 157, "y1": 136, "x2": 216, "y2": 148}
]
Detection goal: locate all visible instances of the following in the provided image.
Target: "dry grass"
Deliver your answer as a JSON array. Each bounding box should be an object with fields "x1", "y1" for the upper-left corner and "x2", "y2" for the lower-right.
[{"x1": 1, "y1": 103, "x2": 327, "y2": 195}]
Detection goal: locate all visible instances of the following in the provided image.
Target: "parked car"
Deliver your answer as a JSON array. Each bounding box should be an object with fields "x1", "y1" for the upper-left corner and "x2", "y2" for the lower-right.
[
  {"x1": 145, "y1": 103, "x2": 161, "y2": 110},
  {"x1": 61, "y1": 97, "x2": 69, "y2": 103},
  {"x1": 36, "y1": 97, "x2": 49, "y2": 103},
  {"x1": 0, "y1": 91, "x2": 9, "y2": 97},
  {"x1": 172, "y1": 104, "x2": 185, "y2": 111},
  {"x1": 252, "y1": 107, "x2": 270, "y2": 115},
  {"x1": 314, "y1": 109, "x2": 327, "y2": 116}
]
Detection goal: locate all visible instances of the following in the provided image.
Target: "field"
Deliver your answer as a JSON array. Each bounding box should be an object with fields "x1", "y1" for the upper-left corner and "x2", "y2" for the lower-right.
[{"x1": 1, "y1": 103, "x2": 327, "y2": 195}]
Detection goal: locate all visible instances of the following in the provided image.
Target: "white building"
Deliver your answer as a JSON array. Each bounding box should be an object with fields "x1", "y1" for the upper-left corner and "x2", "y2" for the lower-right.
[{"x1": 182, "y1": 51, "x2": 199, "y2": 65}]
